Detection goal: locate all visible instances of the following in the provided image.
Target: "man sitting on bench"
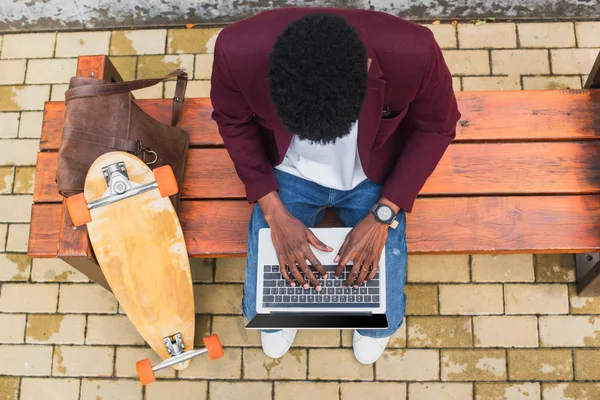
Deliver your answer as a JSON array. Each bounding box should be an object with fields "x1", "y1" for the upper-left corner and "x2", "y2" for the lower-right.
[{"x1": 211, "y1": 8, "x2": 460, "y2": 363}]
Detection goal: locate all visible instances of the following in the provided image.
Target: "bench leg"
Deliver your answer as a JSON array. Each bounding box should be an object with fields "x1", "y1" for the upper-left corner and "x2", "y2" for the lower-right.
[{"x1": 576, "y1": 253, "x2": 600, "y2": 296}]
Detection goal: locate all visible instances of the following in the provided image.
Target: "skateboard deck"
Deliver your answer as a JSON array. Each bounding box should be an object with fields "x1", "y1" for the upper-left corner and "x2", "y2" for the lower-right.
[{"x1": 82, "y1": 151, "x2": 194, "y2": 370}]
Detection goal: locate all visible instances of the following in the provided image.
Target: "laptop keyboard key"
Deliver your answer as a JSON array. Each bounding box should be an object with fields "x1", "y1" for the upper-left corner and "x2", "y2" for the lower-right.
[
  {"x1": 295, "y1": 288, "x2": 303, "y2": 294},
  {"x1": 356, "y1": 296, "x2": 363, "y2": 302},
  {"x1": 334, "y1": 279, "x2": 342, "y2": 287},
  {"x1": 360, "y1": 287, "x2": 368, "y2": 294},
  {"x1": 368, "y1": 288, "x2": 380, "y2": 294},
  {"x1": 271, "y1": 288, "x2": 278, "y2": 295},
  {"x1": 366, "y1": 279, "x2": 379, "y2": 287},
  {"x1": 264, "y1": 280, "x2": 277, "y2": 287},
  {"x1": 348, "y1": 295, "x2": 355, "y2": 302},
  {"x1": 275, "y1": 295, "x2": 282, "y2": 302},
  {"x1": 264, "y1": 273, "x2": 280, "y2": 280},
  {"x1": 316, "y1": 296, "x2": 323, "y2": 303},
  {"x1": 279, "y1": 288, "x2": 286, "y2": 295},
  {"x1": 373, "y1": 295, "x2": 380, "y2": 303},
  {"x1": 332, "y1": 295, "x2": 339, "y2": 303},
  {"x1": 277, "y1": 280, "x2": 285, "y2": 287},
  {"x1": 340, "y1": 295, "x2": 347, "y2": 302},
  {"x1": 300, "y1": 295, "x2": 307, "y2": 302},
  {"x1": 272, "y1": 265, "x2": 279, "y2": 272},
  {"x1": 287, "y1": 288, "x2": 294, "y2": 294},
  {"x1": 263, "y1": 289, "x2": 270, "y2": 295},
  {"x1": 336, "y1": 288, "x2": 343, "y2": 294},
  {"x1": 283, "y1": 295, "x2": 290, "y2": 302},
  {"x1": 325, "y1": 280, "x2": 333, "y2": 287},
  {"x1": 364, "y1": 295, "x2": 372, "y2": 303},
  {"x1": 344, "y1": 288, "x2": 351, "y2": 294},
  {"x1": 291, "y1": 295, "x2": 299, "y2": 302},
  {"x1": 324, "y1": 295, "x2": 331, "y2": 302},
  {"x1": 307, "y1": 296, "x2": 315, "y2": 303},
  {"x1": 264, "y1": 296, "x2": 274, "y2": 302}
]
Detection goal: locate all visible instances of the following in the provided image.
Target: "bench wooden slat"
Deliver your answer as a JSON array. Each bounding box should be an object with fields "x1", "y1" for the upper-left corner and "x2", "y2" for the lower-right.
[
  {"x1": 33, "y1": 142, "x2": 600, "y2": 203},
  {"x1": 29, "y1": 195, "x2": 600, "y2": 257},
  {"x1": 39, "y1": 90, "x2": 600, "y2": 151}
]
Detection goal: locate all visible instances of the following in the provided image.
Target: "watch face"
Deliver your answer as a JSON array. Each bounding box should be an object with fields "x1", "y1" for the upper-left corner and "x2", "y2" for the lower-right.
[{"x1": 377, "y1": 206, "x2": 393, "y2": 222}]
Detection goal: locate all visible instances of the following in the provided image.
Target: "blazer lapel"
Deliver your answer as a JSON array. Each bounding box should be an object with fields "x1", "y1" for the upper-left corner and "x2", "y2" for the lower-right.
[{"x1": 358, "y1": 49, "x2": 386, "y2": 172}]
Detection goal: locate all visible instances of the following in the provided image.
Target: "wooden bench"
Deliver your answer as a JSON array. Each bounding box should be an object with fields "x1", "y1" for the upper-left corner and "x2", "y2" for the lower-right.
[{"x1": 28, "y1": 53, "x2": 600, "y2": 295}]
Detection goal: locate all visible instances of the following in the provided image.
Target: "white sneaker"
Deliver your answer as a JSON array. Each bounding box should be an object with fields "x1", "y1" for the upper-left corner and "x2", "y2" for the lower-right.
[
  {"x1": 261, "y1": 329, "x2": 297, "y2": 359},
  {"x1": 353, "y1": 330, "x2": 390, "y2": 364}
]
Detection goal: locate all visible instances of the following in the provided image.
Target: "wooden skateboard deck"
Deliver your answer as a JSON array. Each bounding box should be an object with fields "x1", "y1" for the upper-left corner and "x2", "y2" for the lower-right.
[{"x1": 83, "y1": 151, "x2": 194, "y2": 370}]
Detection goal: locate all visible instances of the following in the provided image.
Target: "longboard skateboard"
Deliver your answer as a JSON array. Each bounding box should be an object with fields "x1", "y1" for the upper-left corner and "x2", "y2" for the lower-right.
[{"x1": 66, "y1": 151, "x2": 223, "y2": 385}]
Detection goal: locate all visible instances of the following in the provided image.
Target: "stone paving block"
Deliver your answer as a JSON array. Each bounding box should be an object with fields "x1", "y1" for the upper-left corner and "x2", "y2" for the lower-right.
[
  {"x1": 179, "y1": 347, "x2": 241, "y2": 379},
  {"x1": 409, "y1": 383, "x2": 473, "y2": 400},
  {"x1": 474, "y1": 316, "x2": 539, "y2": 348},
  {"x1": 424, "y1": 23, "x2": 457, "y2": 49},
  {"x1": 132, "y1": 83, "x2": 163, "y2": 99},
  {"x1": 115, "y1": 347, "x2": 176, "y2": 378},
  {"x1": 85, "y1": 315, "x2": 145, "y2": 345},
  {"x1": 574, "y1": 349, "x2": 600, "y2": 380},
  {"x1": 190, "y1": 258, "x2": 213, "y2": 283},
  {"x1": 18, "y1": 112, "x2": 43, "y2": 139},
  {"x1": 535, "y1": 254, "x2": 576, "y2": 282},
  {"x1": 523, "y1": 76, "x2": 582, "y2": 90},
  {"x1": 576, "y1": 22, "x2": 600, "y2": 47},
  {"x1": 110, "y1": 29, "x2": 167, "y2": 55},
  {"x1": 0, "y1": 314, "x2": 26, "y2": 344},
  {"x1": 407, "y1": 316, "x2": 472, "y2": 348},
  {"x1": 0, "y1": 224, "x2": 6, "y2": 251},
  {"x1": 294, "y1": 329, "x2": 340, "y2": 347},
  {"x1": 13, "y1": 167, "x2": 35, "y2": 193},
  {"x1": 25, "y1": 314, "x2": 85, "y2": 344},
  {"x1": 146, "y1": 382, "x2": 207, "y2": 400},
  {"x1": 50, "y1": 84, "x2": 68, "y2": 102},
  {"x1": 0, "y1": 253, "x2": 31, "y2": 281},
  {"x1": 0, "y1": 85, "x2": 50, "y2": 111},
  {"x1": 377, "y1": 349, "x2": 439, "y2": 381},
  {"x1": 440, "y1": 284, "x2": 504, "y2": 315},
  {"x1": 165, "y1": 80, "x2": 211, "y2": 98},
  {"x1": 407, "y1": 255, "x2": 470, "y2": 282},
  {"x1": 243, "y1": 348, "x2": 306, "y2": 380},
  {"x1": 551, "y1": 49, "x2": 600, "y2": 74},
  {"x1": 309, "y1": 349, "x2": 373, "y2": 380},
  {"x1": 341, "y1": 382, "x2": 407, "y2": 400},
  {"x1": 0, "y1": 195, "x2": 34, "y2": 223},
  {"x1": 26, "y1": 59, "x2": 77, "y2": 84},
  {"x1": 55, "y1": 32, "x2": 111, "y2": 57},
  {"x1": 458, "y1": 23, "x2": 517, "y2": 48},
  {"x1": 80, "y1": 379, "x2": 142, "y2": 400},
  {"x1": 505, "y1": 284, "x2": 569, "y2": 315},
  {"x1": 475, "y1": 383, "x2": 541, "y2": 400},
  {"x1": 210, "y1": 382, "x2": 272, "y2": 400},
  {"x1": 195, "y1": 54, "x2": 214, "y2": 80},
  {"x1": 1, "y1": 33, "x2": 55, "y2": 59},
  {"x1": 0, "y1": 377, "x2": 19, "y2": 400},
  {"x1": 20, "y1": 378, "x2": 80, "y2": 400},
  {"x1": 471, "y1": 254, "x2": 534, "y2": 282},
  {"x1": 211, "y1": 316, "x2": 261, "y2": 347},
  {"x1": 0, "y1": 60, "x2": 26, "y2": 85},
  {"x1": 542, "y1": 383, "x2": 600, "y2": 400},
  {"x1": 569, "y1": 284, "x2": 600, "y2": 314},
  {"x1": 31, "y1": 258, "x2": 89, "y2": 283},
  {"x1": 405, "y1": 284, "x2": 438, "y2": 315},
  {"x1": 194, "y1": 284, "x2": 242, "y2": 314},
  {"x1": 462, "y1": 76, "x2": 521, "y2": 91},
  {"x1": 442, "y1": 50, "x2": 490, "y2": 75},
  {"x1": 137, "y1": 55, "x2": 194, "y2": 79},
  {"x1": 539, "y1": 316, "x2": 600, "y2": 347},
  {"x1": 214, "y1": 257, "x2": 245, "y2": 283},
  {"x1": 58, "y1": 284, "x2": 118, "y2": 313},
  {"x1": 0, "y1": 112, "x2": 19, "y2": 138},
  {"x1": 342, "y1": 319, "x2": 406, "y2": 348},
  {"x1": 0, "y1": 139, "x2": 38, "y2": 165},
  {"x1": 492, "y1": 50, "x2": 550, "y2": 74},
  {"x1": 109, "y1": 56, "x2": 137, "y2": 81},
  {"x1": 518, "y1": 23, "x2": 576, "y2": 48},
  {"x1": 274, "y1": 382, "x2": 339, "y2": 400},
  {"x1": 0, "y1": 283, "x2": 58, "y2": 313},
  {"x1": 508, "y1": 349, "x2": 573, "y2": 381},
  {"x1": 441, "y1": 349, "x2": 506, "y2": 381},
  {"x1": 167, "y1": 28, "x2": 222, "y2": 54},
  {"x1": 6, "y1": 224, "x2": 30, "y2": 252},
  {"x1": 53, "y1": 345, "x2": 114, "y2": 377},
  {"x1": 0, "y1": 345, "x2": 53, "y2": 376},
  {"x1": 0, "y1": 167, "x2": 13, "y2": 194}
]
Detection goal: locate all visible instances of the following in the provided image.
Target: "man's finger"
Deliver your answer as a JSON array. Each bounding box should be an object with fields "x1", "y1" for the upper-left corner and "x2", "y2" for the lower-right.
[
  {"x1": 298, "y1": 259, "x2": 320, "y2": 290},
  {"x1": 307, "y1": 251, "x2": 328, "y2": 280},
  {"x1": 307, "y1": 230, "x2": 333, "y2": 252},
  {"x1": 345, "y1": 261, "x2": 361, "y2": 287},
  {"x1": 278, "y1": 256, "x2": 295, "y2": 287},
  {"x1": 355, "y1": 262, "x2": 371, "y2": 287},
  {"x1": 289, "y1": 261, "x2": 307, "y2": 288},
  {"x1": 336, "y1": 248, "x2": 354, "y2": 278},
  {"x1": 334, "y1": 236, "x2": 350, "y2": 265},
  {"x1": 366, "y1": 255, "x2": 380, "y2": 282}
]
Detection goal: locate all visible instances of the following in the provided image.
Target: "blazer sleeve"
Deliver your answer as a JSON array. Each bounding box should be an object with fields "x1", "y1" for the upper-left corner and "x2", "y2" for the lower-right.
[
  {"x1": 380, "y1": 36, "x2": 461, "y2": 213},
  {"x1": 210, "y1": 36, "x2": 279, "y2": 203}
]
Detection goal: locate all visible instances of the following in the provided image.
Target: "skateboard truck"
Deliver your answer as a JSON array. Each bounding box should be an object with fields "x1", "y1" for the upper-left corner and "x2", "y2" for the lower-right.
[{"x1": 136, "y1": 334, "x2": 224, "y2": 385}]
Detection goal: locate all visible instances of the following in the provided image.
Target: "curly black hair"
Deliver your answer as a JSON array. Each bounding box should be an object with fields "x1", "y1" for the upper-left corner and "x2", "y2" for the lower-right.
[{"x1": 268, "y1": 13, "x2": 368, "y2": 144}]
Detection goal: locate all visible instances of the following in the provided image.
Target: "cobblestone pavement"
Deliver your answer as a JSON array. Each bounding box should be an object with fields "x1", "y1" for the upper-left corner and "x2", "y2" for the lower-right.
[{"x1": 0, "y1": 22, "x2": 599, "y2": 400}]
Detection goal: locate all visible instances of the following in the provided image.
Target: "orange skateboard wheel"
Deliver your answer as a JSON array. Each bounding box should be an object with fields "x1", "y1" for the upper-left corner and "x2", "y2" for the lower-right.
[
  {"x1": 203, "y1": 334, "x2": 225, "y2": 360},
  {"x1": 66, "y1": 193, "x2": 92, "y2": 226},
  {"x1": 153, "y1": 165, "x2": 178, "y2": 198},
  {"x1": 136, "y1": 358, "x2": 156, "y2": 385}
]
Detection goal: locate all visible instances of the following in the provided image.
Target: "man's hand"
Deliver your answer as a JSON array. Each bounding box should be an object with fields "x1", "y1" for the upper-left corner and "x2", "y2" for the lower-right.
[
  {"x1": 334, "y1": 213, "x2": 388, "y2": 288},
  {"x1": 259, "y1": 192, "x2": 332, "y2": 291}
]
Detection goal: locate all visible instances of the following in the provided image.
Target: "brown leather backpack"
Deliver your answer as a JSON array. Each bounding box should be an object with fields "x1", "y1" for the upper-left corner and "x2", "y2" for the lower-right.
[{"x1": 56, "y1": 70, "x2": 190, "y2": 210}]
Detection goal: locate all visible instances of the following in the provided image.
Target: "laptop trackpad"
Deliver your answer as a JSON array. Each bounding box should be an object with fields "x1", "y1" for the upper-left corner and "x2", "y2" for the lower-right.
[{"x1": 246, "y1": 314, "x2": 388, "y2": 329}]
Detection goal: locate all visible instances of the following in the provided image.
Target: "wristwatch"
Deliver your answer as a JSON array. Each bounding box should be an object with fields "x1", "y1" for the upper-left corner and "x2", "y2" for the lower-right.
[{"x1": 370, "y1": 203, "x2": 399, "y2": 229}]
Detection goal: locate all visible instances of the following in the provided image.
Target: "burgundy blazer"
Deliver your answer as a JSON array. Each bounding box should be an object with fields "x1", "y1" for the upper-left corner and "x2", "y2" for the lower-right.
[{"x1": 210, "y1": 7, "x2": 461, "y2": 212}]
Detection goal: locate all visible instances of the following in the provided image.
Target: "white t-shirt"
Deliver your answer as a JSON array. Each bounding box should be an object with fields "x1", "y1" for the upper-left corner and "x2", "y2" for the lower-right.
[{"x1": 275, "y1": 121, "x2": 368, "y2": 190}]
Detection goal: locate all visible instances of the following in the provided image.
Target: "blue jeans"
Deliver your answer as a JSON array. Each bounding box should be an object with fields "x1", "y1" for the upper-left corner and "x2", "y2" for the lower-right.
[{"x1": 242, "y1": 168, "x2": 408, "y2": 338}]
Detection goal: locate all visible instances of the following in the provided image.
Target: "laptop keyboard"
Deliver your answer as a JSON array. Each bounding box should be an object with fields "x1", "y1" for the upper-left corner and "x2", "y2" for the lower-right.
[{"x1": 261, "y1": 264, "x2": 381, "y2": 308}]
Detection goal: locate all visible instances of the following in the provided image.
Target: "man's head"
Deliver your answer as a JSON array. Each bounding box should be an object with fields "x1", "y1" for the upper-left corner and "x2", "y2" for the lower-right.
[{"x1": 268, "y1": 13, "x2": 368, "y2": 145}]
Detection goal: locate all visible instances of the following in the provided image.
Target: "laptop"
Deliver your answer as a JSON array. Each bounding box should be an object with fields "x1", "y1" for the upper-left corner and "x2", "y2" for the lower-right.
[{"x1": 246, "y1": 227, "x2": 388, "y2": 330}]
